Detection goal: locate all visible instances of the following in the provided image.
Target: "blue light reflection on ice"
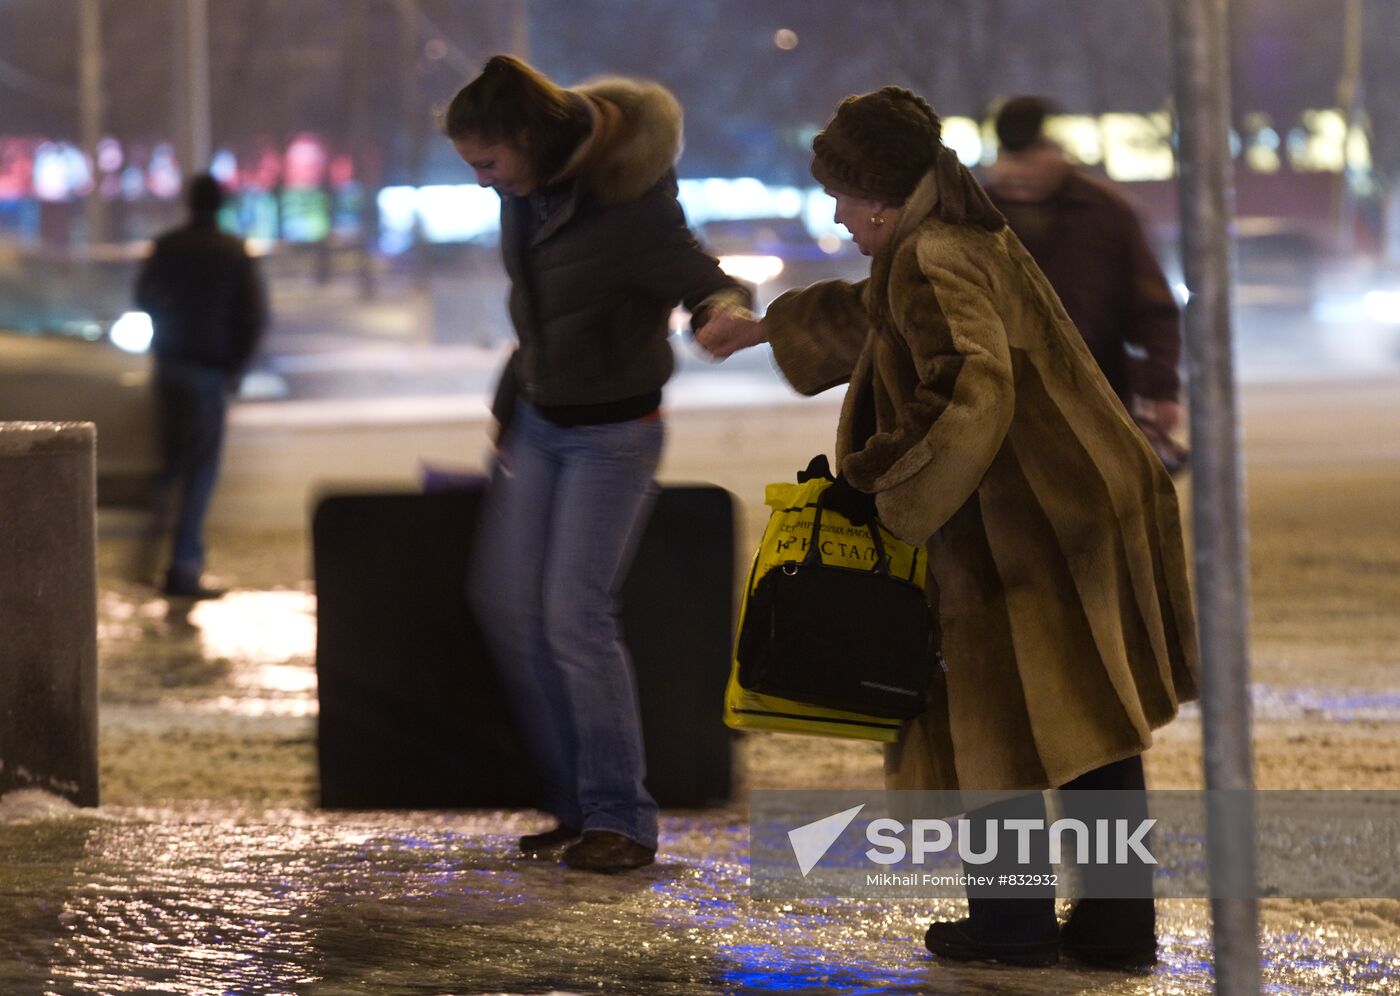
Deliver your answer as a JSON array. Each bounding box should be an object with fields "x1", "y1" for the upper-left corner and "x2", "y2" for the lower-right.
[{"x1": 2, "y1": 810, "x2": 1395, "y2": 993}]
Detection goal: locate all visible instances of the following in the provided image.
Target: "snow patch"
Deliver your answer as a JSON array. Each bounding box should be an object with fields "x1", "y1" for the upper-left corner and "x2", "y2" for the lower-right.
[{"x1": 0, "y1": 788, "x2": 80, "y2": 824}]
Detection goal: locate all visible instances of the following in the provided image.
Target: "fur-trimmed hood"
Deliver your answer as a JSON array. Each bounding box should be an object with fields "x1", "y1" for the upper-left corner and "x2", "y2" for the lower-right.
[{"x1": 566, "y1": 77, "x2": 683, "y2": 204}]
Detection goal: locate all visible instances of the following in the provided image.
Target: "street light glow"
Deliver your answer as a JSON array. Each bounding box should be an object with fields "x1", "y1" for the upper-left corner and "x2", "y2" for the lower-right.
[{"x1": 109, "y1": 311, "x2": 154, "y2": 353}]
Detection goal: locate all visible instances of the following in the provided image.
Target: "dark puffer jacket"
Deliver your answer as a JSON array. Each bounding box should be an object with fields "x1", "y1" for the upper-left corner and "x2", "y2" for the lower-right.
[
  {"x1": 492, "y1": 77, "x2": 748, "y2": 422},
  {"x1": 135, "y1": 218, "x2": 267, "y2": 374}
]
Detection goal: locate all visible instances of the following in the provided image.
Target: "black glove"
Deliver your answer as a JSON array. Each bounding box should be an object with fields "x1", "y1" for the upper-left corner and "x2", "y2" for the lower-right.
[{"x1": 821, "y1": 474, "x2": 878, "y2": 527}]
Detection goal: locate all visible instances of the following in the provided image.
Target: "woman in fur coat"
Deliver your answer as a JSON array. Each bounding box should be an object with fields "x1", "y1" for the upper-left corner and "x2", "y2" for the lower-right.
[
  {"x1": 699, "y1": 86, "x2": 1199, "y2": 969},
  {"x1": 447, "y1": 56, "x2": 750, "y2": 874}
]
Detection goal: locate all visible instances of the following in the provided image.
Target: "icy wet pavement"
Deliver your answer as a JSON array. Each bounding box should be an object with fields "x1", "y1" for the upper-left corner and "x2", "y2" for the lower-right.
[
  {"x1": 4, "y1": 800, "x2": 1398, "y2": 995},
  {"x1": 5, "y1": 377, "x2": 1397, "y2": 993},
  {"x1": 0, "y1": 554, "x2": 1393, "y2": 993}
]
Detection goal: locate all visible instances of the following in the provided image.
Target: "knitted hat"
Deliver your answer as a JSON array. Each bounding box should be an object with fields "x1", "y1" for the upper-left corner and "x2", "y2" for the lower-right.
[{"x1": 811, "y1": 86, "x2": 944, "y2": 202}]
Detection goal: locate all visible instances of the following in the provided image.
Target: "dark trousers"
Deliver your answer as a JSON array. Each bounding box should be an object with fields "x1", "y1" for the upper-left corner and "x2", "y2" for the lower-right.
[
  {"x1": 961, "y1": 755, "x2": 1154, "y2": 942},
  {"x1": 151, "y1": 359, "x2": 229, "y2": 583}
]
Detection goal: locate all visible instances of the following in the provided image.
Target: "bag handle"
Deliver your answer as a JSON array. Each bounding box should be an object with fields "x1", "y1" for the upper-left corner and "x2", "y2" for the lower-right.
[
  {"x1": 805, "y1": 489, "x2": 894, "y2": 577},
  {"x1": 797, "y1": 454, "x2": 834, "y2": 483}
]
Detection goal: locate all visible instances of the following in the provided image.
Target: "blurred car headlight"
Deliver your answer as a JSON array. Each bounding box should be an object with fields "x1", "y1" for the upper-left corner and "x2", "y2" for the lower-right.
[
  {"x1": 110, "y1": 311, "x2": 154, "y2": 353},
  {"x1": 1362, "y1": 290, "x2": 1400, "y2": 326},
  {"x1": 718, "y1": 254, "x2": 784, "y2": 286}
]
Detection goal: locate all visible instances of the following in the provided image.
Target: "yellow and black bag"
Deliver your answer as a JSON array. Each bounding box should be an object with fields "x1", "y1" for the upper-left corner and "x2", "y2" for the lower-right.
[{"x1": 723, "y1": 456, "x2": 941, "y2": 742}]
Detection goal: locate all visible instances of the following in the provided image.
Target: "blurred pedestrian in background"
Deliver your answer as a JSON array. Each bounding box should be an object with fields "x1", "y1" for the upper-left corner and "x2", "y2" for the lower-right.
[
  {"x1": 134, "y1": 173, "x2": 267, "y2": 599},
  {"x1": 699, "y1": 86, "x2": 1197, "y2": 969},
  {"x1": 445, "y1": 55, "x2": 751, "y2": 873},
  {"x1": 985, "y1": 96, "x2": 1187, "y2": 471}
]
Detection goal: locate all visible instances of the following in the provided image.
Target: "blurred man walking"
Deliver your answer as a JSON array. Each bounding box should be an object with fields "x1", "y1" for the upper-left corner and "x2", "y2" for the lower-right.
[
  {"x1": 985, "y1": 96, "x2": 1185, "y2": 469},
  {"x1": 134, "y1": 173, "x2": 267, "y2": 599}
]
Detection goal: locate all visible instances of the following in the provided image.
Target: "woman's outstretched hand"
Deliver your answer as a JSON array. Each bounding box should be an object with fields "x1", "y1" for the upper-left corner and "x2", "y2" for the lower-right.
[{"x1": 694, "y1": 311, "x2": 767, "y2": 359}]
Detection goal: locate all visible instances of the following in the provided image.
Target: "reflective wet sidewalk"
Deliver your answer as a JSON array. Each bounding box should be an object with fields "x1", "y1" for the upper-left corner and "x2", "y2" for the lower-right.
[
  {"x1": 6, "y1": 796, "x2": 1398, "y2": 994},
  {"x1": 0, "y1": 524, "x2": 1394, "y2": 994}
]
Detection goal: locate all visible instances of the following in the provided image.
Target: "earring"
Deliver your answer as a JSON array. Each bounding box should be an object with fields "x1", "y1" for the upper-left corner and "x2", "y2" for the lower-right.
[{"x1": 870, "y1": 214, "x2": 885, "y2": 227}]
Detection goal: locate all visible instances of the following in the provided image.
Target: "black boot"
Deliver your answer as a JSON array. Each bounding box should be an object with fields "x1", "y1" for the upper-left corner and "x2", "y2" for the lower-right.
[
  {"x1": 925, "y1": 792, "x2": 1059, "y2": 966},
  {"x1": 924, "y1": 914, "x2": 1059, "y2": 967},
  {"x1": 1061, "y1": 898, "x2": 1157, "y2": 970},
  {"x1": 562, "y1": 830, "x2": 655, "y2": 873},
  {"x1": 518, "y1": 822, "x2": 580, "y2": 857}
]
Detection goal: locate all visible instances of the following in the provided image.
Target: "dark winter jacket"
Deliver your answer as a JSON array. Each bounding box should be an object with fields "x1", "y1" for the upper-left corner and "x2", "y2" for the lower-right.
[
  {"x1": 492, "y1": 77, "x2": 748, "y2": 424},
  {"x1": 135, "y1": 217, "x2": 267, "y2": 375},
  {"x1": 986, "y1": 165, "x2": 1181, "y2": 406}
]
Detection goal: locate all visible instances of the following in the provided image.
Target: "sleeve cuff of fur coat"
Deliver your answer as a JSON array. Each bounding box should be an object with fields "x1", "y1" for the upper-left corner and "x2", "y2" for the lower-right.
[{"x1": 764, "y1": 279, "x2": 871, "y2": 395}]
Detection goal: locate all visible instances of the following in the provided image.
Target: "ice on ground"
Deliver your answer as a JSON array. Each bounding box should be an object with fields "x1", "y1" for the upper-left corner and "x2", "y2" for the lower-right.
[{"x1": 0, "y1": 788, "x2": 80, "y2": 824}]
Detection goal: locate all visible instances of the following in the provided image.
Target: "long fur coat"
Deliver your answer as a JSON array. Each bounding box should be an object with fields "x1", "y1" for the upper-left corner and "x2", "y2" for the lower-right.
[{"x1": 764, "y1": 167, "x2": 1200, "y2": 792}]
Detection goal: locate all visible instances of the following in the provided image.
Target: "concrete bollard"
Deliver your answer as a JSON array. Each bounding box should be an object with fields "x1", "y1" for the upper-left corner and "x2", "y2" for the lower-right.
[{"x1": 0, "y1": 422, "x2": 99, "y2": 806}]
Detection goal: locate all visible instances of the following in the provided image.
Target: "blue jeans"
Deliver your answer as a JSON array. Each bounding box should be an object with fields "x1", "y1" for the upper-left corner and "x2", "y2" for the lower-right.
[
  {"x1": 152, "y1": 359, "x2": 229, "y2": 583},
  {"x1": 468, "y1": 402, "x2": 664, "y2": 848}
]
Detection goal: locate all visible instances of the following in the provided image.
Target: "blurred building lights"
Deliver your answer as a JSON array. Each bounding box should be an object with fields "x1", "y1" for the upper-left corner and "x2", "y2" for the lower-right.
[
  {"x1": 1244, "y1": 120, "x2": 1282, "y2": 173},
  {"x1": 941, "y1": 117, "x2": 983, "y2": 168},
  {"x1": 1290, "y1": 110, "x2": 1348, "y2": 172},
  {"x1": 1043, "y1": 115, "x2": 1103, "y2": 166},
  {"x1": 147, "y1": 144, "x2": 182, "y2": 198},
  {"x1": 718, "y1": 254, "x2": 784, "y2": 285},
  {"x1": 678, "y1": 178, "x2": 806, "y2": 225},
  {"x1": 773, "y1": 28, "x2": 798, "y2": 50},
  {"x1": 250, "y1": 146, "x2": 282, "y2": 191},
  {"x1": 802, "y1": 188, "x2": 840, "y2": 239},
  {"x1": 33, "y1": 143, "x2": 93, "y2": 201},
  {"x1": 119, "y1": 165, "x2": 145, "y2": 201},
  {"x1": 1245, "y1": 143, "x2": 1281, "y2": 174},
  {"x1": 210, "y1": 149, "x2": 238, "y2": 183},
  {"x1": 376, "y1": 183, "x2": 500, "y2": 252},
  {"x1": 1362, "y1": 290, "x2": 1400, "y2": 325},
  {"x1": 1100, "y1": 112, "x2": 1175, "y2": 182},
  {"x1": 328, "y1": 153, "x2": 355, "y2": 188},
  {"x1": 1345, "y1": 122, "x2": 1372, "y2": 174},
  {"x1": 95, "y1": 137, "x2": 123, "y2": 173},
  {"x1": 284, "y1": 134, "x2": 328, "y2": 189}
]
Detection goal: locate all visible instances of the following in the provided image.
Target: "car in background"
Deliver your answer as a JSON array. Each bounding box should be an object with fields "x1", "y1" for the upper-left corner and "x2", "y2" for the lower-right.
[
  {"x1": 1231, "y1": 217, "x2": 1323, "y2": 311},
  {"x1": 1154, "y1": 217, "x2": 1400, "y2": 372},
  {"x1": 1155, "y1": 216, "x2": 1323, "y2": 312},
  {"x1": 0, "y1": 242, "x2": 160, "y2": 501}
]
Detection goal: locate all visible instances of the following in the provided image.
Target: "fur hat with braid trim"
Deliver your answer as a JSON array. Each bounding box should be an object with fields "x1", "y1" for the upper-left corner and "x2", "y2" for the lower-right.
[
  {"x1": 812, "y1": 85, "x2": 1004, "y2": 232},
  {"x1": 811, "y1": 86, "x2": 944, "y2": 203}
]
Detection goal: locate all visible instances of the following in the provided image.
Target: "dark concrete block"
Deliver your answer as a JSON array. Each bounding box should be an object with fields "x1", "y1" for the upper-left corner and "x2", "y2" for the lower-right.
[
  {"x1": 0, "y1": 422, "x2": 99, "y2": 806},
  {"x1": 313, "y1": 485, "x2": 736, "y2": 810}
]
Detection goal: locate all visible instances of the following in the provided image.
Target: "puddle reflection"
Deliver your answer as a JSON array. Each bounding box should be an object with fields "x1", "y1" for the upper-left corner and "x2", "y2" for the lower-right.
[
  {"x1": 99, "y1": 588, "x2": 318, "y2": 716},
  {"x1": 2, "y1": 807, "x2": 1396, "y2": 994}
]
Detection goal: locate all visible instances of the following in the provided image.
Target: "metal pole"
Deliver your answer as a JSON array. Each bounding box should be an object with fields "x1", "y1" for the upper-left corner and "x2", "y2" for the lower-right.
[
  {"x1": 508, "y1": 0, "x2": 529, "y2": 59},
  {"x1": 398, "y1": 0, "x2": 426, "y2": 285},
  {"x1": 1169, "y1": 0, "x2": 1260, "y2": 992},
  {"x1": 174, "y1": 0, "x2": 211, "y2": 173},
  {"x1": 78, "y1": 0, "x2": 106, "y2": 245},
  {"x1": 1335, "y1": 0, "x2": 1364, "y2": 254},
  {"x1": 349, "y1": 0, "x2": 377, "y2": 299}
]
